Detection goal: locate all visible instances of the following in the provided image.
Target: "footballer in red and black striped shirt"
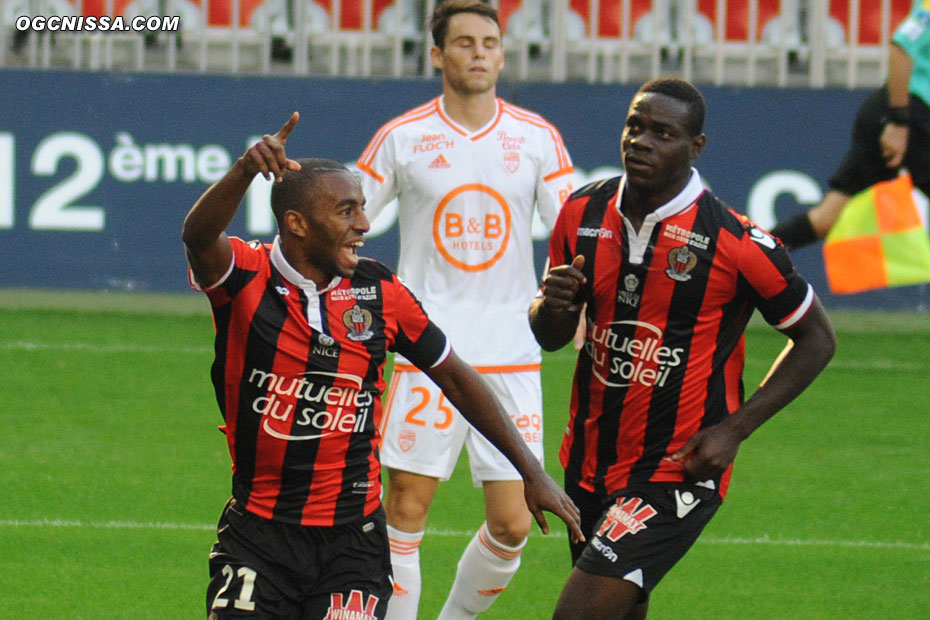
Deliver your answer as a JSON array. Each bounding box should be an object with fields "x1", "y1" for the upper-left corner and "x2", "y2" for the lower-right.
[
  {"x1": 184, "y1": 113, "x2": 582, "y2": 620},
  {"x1": 548, "y1": 172, "x2": 815, "y2": 504},
  {"x1": 199, "y1": 236, "x2": 449, "y2": 527},
  {"x1": 532, "y1": 80, "x2": 835, "y2": 620}
]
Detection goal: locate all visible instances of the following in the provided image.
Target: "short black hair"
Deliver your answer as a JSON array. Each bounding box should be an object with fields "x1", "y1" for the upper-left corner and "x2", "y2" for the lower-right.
[
  {"x1": 638, "y1": 78, "x2": 706, "y2": 137},
  {"x1": 430, "y1": 0, "x2": 499, "y2": 49},
  {"x1": 270, "y1": 158, "x2": 348, "y2": 226}
]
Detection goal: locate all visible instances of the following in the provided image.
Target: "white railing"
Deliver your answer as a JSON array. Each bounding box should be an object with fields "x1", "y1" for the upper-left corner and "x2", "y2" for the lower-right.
[{"x1": 0, "y1": 0, "x2": 910, "y2": 88}]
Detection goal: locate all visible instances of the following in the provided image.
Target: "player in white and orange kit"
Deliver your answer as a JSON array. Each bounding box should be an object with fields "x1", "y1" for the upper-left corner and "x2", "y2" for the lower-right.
[{"x1": 354, "y1": 2, "x2": 575, "y2": 619}]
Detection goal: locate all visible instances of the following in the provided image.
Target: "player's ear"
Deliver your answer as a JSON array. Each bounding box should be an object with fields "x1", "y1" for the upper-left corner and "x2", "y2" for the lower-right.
[
  {"x1": 284, "y1": 209, "x2": 310, "y2": 238},
  {"x1": 690, "y1": 133, "x2": 707, "y2": 160},
  {"x1": 430, "y1": 45, "x2": 444, "y2": 70}
]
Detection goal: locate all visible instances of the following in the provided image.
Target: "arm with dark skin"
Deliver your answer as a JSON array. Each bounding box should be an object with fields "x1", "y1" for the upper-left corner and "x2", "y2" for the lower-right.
[
  {"x1": 528, "y1": 255, "x2": 587, "y2": 351},
  {"x1": 425, "y1": 351, "x2": 585, "y2": 543},
  {"x1": 668, "y1": 296, "x2": 836, "y2": 479},
  {"x1": 181, "y1": 113, "x2": 302, "y2": 287}
]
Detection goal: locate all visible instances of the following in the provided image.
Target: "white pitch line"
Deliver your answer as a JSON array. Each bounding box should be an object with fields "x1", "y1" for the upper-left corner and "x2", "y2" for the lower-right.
[
  {"x1": 1, "y1": 341, "x2": 211, "y2": 355},
  {"x1": 2, "y1": 519, "x2": 927, "y2": 551},
  {"x1": 0, "y1": 518, "x2": 214, "y2": 531},
  {"x1": 3, "y1": 341, "x2": 925, "y2": 372}
]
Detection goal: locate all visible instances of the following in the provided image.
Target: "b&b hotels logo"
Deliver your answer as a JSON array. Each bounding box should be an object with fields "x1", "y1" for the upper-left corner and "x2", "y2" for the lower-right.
[{"x1": 432, "y1": 183, "x2": 512, "y2": 272}]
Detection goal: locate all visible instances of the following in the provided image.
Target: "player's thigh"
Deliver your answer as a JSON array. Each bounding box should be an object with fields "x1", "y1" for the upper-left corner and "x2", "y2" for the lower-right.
[
  {"x1": 380, "y1": 369, "x2": 468, "y2": 480},
  {"x1": 207, "y1": 549, "x2": 297, "y2": 620},
  {"x1": 575, "y1": 482, "x2": 720, "y2": 598},
  {"x1": 553, "y1": 568, "x2": 643, "y2": 620},
  {"x1": 206, "y1": 503, "x2": 300, "y2": 620},
  {"x1": 463, "y1": 371, "x2": 544, "y2": 485},
  {"x1": 302, "y1": 509, "x2": 393, "y2": 620}
]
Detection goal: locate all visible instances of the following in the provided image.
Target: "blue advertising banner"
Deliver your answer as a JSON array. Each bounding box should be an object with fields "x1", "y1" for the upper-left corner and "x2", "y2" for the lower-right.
[{"x1": 1, "y1": 69, "x2": 927, "y2": 309}]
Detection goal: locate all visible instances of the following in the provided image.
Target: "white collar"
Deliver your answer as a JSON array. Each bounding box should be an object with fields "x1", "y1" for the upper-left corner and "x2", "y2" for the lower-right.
[
  {"x1": 617, "y1": 168, "x2": 705, "y2": 221},
  {"x1": 270, "y1": 236, "x2": 342, "y2": 294},
  {"x1": 438, "y1": 95, "x2": 500, "y2": 136},
  {"x1": 617, "y1": 169, "x2": 706, "y2": 265}
]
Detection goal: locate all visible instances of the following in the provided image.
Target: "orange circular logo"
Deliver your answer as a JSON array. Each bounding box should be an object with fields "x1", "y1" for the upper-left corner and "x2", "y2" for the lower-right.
[{"x1": 431, "y1": 184, "x2": 512, "y2": 272}]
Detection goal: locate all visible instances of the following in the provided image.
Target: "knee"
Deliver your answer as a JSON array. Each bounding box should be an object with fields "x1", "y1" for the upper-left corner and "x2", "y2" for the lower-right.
[
  {"x1": 383, "y1": 473, "x2": 435, "y2": 531},
  {"x1": 485, "y1": 512, "x2": 532, "y2": 547}
]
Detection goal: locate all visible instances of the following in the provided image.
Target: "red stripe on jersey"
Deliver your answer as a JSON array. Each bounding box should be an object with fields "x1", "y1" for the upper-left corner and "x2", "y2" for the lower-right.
[
  {"x1": 551, "y1": 179, "x2": 811, "y2": 501},
  {"x1": 211, "y1": 246, "x2": 271, "y2": 484},
  {"x1": 202, "y1": 240, "x2": 445, "y2": 526},
  {"x1": 604, "y1": 202, "x2": 700, "y2": 492},
  {"x1": 735, "y1": 230, "x2": 791, "y2": 299}
]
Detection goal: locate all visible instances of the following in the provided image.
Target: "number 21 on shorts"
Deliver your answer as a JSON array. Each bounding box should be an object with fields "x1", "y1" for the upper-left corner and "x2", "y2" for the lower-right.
[{"x1": 211, "y1": 564, "x2": 257, "y2": 613}]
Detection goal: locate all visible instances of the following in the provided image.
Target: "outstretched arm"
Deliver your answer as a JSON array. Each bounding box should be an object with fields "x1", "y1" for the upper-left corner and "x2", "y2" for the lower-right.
[
  {"x1": 670, "y1": 296, "x2": 836, "y2": 480},
  {"x1": 181, "y1": 112, "x2": 301, "y2": 287},
  {"x1": 425, "y1": 351, "x2": 584, "y2": 543},
  {"x1": 528, "y1": 255, "x2": 586, "y2": 351}
]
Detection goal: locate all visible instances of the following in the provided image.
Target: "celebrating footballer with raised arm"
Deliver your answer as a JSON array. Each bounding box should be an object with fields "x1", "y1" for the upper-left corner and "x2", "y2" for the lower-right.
[{"x1": 181, "y1": 112, "x2": 582, "y2": 620}]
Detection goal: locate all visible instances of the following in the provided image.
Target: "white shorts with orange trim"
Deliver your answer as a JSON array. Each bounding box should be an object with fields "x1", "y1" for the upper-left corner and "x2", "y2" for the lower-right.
[{"x1": 378, "y1": 364, "x2": 544, "y2": 484}]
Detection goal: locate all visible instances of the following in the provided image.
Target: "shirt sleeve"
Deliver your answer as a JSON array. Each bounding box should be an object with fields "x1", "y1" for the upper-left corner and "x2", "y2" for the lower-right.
[
  {"x1": 193, "y1": 237, "x2": 265, "y2": 306},
  {"x1": 534, "y1": 124, "x2": 576, "y2": 231},
  {"x1": 736, "y1": 223, "x2": 814, "y2": 330},
  {"x1": 355, "y1": 124, "x2": 399, "y2": 224},
  {"x1": 389, "y1": 274, "x2": 450, "y2": 369},
  {"x1": 546, "y1": 195, "x2": 578, "y2": 273},
  {"x1": 892, "y1": 4, "x2": 929, "y2": 54}
]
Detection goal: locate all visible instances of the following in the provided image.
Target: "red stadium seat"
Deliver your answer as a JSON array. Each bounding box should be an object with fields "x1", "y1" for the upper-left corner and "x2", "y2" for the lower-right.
[
  {"x1": 567, "y1": 0, "x2": 643, "y2": 38},
  {"x1": 314, "y1": 0, "x2": 394, "y2": 31},
  {"x1": 201, "y1": 0, "x2": 264, "y2": 28},
  {"x1": 568, "y1": 0, "x2": 718, "y2": 40},
  {"x1": 498, "y1": 0, "x2": 521, "y2": 34},
  {"x1": 724, "y1": 0, "x2": 780, "y2": 42},
  {"x1": 76, "y1": 0, "x2": 196, "y2": 23},
  {"x1": 829, "y1": 0, "x2": 912, "y2": 45}
]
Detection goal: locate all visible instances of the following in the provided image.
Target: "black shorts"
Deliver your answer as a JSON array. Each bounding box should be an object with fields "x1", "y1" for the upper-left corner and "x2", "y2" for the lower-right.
[
  {"x1": 829, "y1": 87, "x2": 930, "y2": 197},
  {"x1": 564, "y1": 468, "x2": 609, "y2": 566},
  {"x1": 574, "y1": 481, "x2": 721, "y2": 596},
  {"x1": 206, "y1": 498, "x2": 393, "y2": 620}
]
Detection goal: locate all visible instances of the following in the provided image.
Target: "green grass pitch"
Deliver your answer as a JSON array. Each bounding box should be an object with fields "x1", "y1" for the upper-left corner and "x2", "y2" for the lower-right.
[{"x1": 1, "y1": 289, "x2": 928, "y2": 619}]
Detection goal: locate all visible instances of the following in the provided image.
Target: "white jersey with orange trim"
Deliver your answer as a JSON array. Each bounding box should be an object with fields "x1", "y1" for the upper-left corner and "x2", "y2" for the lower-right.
[{"x1": 356, "y1": 96, "x2": 575, "y2": 366}]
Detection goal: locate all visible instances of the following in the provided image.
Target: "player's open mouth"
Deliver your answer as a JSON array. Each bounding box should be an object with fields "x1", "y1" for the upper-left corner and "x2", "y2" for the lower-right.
[{"x1": 344, "y1": 240, "x2": 363, "y2": 265}]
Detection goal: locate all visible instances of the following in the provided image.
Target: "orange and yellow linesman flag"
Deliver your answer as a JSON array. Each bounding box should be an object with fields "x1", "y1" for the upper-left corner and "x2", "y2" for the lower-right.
[{"x1": 823, "y1": 173, "x2": 930, "y2": 294}]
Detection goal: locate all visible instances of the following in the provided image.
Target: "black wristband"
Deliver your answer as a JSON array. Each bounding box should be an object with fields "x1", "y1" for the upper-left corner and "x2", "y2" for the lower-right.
[{"x1": 884, "y1": 105, "x2": 910, "y2": 126}]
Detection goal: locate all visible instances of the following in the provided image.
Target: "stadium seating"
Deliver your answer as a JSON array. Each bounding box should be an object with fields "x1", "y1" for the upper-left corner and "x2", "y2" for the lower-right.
[{"x1": 0, "y1": 0, "x2": 912, "y2": 88}]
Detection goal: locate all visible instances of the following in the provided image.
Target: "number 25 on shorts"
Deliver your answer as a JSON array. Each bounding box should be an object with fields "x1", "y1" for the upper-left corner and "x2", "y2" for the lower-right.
[{"x1": 404, "y1": 386, "x2": 454, "y2": 430}]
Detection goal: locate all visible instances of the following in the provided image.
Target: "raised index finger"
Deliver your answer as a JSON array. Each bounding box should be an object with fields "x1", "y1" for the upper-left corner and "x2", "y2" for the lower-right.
[{"x1": 276, "y1": 112, "x2": 300, "y2": 143}]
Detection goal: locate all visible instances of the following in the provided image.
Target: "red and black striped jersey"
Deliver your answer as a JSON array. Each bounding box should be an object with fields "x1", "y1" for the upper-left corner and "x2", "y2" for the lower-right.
[
  {"x1": 548, "y1": 173, "x2": 813, "y2": 500},
  {"x1": 195, "y1": 237, "x2": 449, "y2": 526}
]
